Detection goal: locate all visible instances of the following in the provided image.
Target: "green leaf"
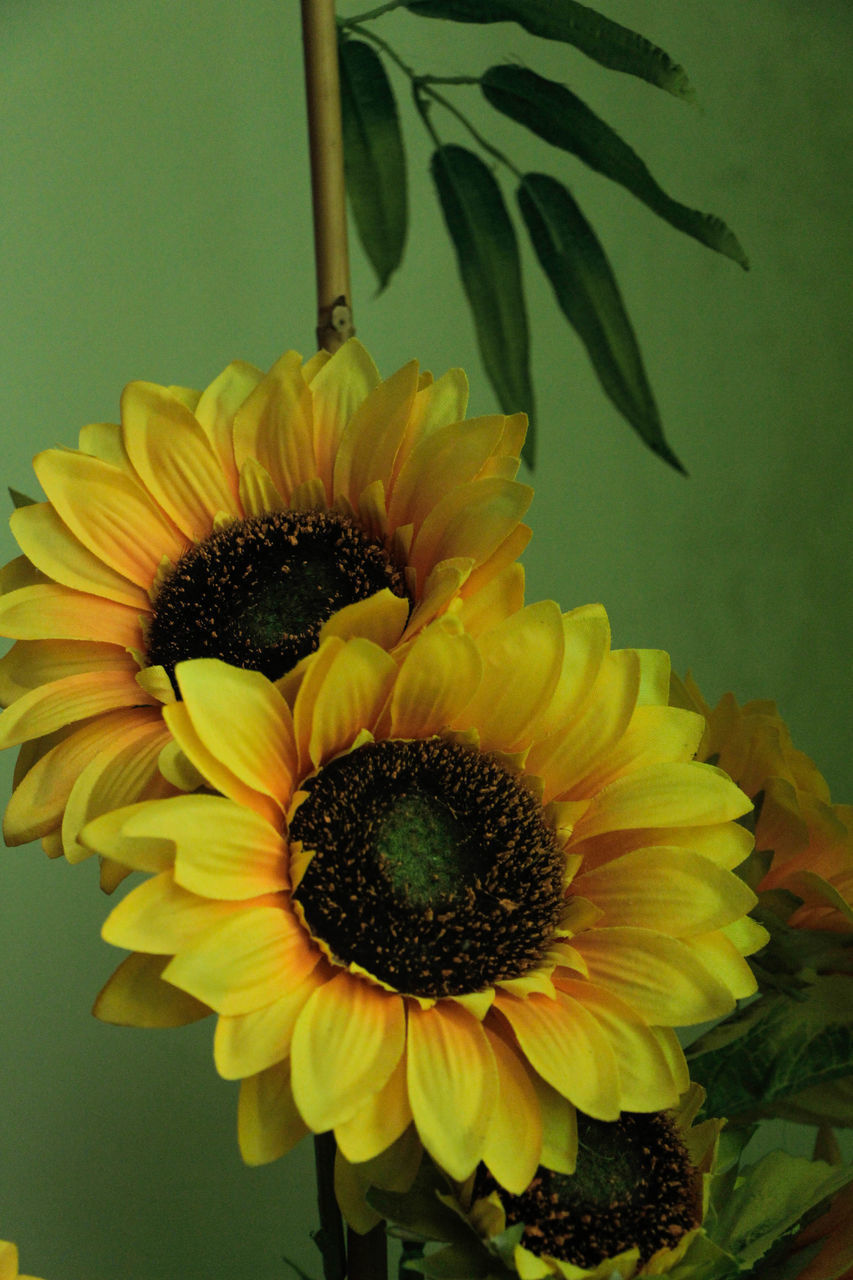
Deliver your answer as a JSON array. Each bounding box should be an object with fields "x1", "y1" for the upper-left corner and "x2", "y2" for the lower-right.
[
  {"x1": 688, "y1": 974, "x2": 853, "y2": 1122},
  {"x1": 9, "y1": 487, "x2": 37, "y2": 508},
  {"x1": 481, "y1": 64, "x2": 749, "y2": 269},
  {"x1": 367, "y1": 1161, "x2": 469, "y2": 1245},
  {"x1": 402, "y1": 0, "x2": 696, "y2": 102},
  {"x1": 712, "y1": 1151, "x2": 853, "y2": 1271},
  {"x1": 430, "y1": 144, "x2": 536, "y2": 464},
  {"x1": 339, "y1": 36, "x2": 408, "y2": 292},
  {"x1": 517, "y1": 171, "x2": 684, "y2": 472}
]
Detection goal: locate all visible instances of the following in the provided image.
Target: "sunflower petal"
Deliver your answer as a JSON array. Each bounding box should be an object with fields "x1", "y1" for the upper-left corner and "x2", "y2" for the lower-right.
[
  {"x1": 334, "y1": 1054, "x2": 413, "y2": 1164},
  {"x1": 195, "y1": 359, "x2": 264, "y2": 495},
  {"x1": 388, "y1": 414, "x2": 506, "y2": 532},
  {"x1": 93, "y1": 952, "x2": 211, "y2": 1027},
  {"x1": 409, "y1": 477, "x2": 533, "y2": 589},
  {"x1": 334, "y1": 360, "x2": 419, "y2": 509},
  {"x1": 10, "y1": 503, "x2": 150, "y2": 608},
  {"x1": 310, "y1": 340, "x2": 380, "y2": 498},
  {"x1": 406, "y1": 1001, "x2": 497, "y2": 1180},
  {"x1": 0, "y1": 583, "x2": 144, "y2": 646},
  {"x1": 102, "y1": 871, "x2": 244, "y2": 954},
  {"x1": 318, "y1": 589, "x2": 409, "y2": 650},
  {"x1": 481, "y1": 1027, "x2": 542, "y2": 1193},
  {"x1": 682, "y1": 931, "x2": 758, "y2": 1000},
  {"x1": 214, "y1": 961, "x2": 328, "y2": 1080},
  {"x1": 307, "y1": 640, "x2": 397, "y2": 768},
  {"x1": 238, "y1": 1060, "x2": 309, "y2": 1165},
  {"x1": 233, "y1": 351, "x2": 316, "y2": 500},
  {"x1": 390, "y1": 620, "x2": 482, "y2": 739},
  {"x1": 573, "y1": 762, "x2": 752, "y2": 841},
  {"x1": 0, "y1": 670, "x2": 156, "y2": 748}
]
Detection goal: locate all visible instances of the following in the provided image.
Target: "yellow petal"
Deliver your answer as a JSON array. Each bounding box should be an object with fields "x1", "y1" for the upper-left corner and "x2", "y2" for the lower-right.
[
  {"x1": 307, "y1": 639, "x2": 397, "y2": 768},
  {"x1": 290, "y1": 636, "x2": 346, "y2": 775},
  {"x1": 531, "y1": 1074, "x2": 578, "y2": 1175},
  {"x1": 406, "y1": 1001, "x2": 497, "y2": 1179},
  {"x1": 214, "y1": 961, "x2": 328, "y2": 1079},
  {"x1": 0, "y1": 583, "x2": 144, "y2": 646},
  {"x1": 318, "y1": 589, "x2": 409, "y2": 650},
  {"x1": 194, "y1": 359, "x2": 264, "y2": 495},
  {"x1": 575, "y1": 927, "x2": 736, "y2": 1024},
  {"x1": 450, "y1": 562, "x2": 525, "y2": 638},
  {"x1": 80, "y1": 800, "x2": 177, "y2": 873},
  {"x1": 10, "y1": 503, "x2": 151, "y2": 609},
  {"x1": 0, "y1": 637, "x2": 132, "y2": 705},
  {"x1": 238, "y1": 1059, "x2": 309, "y2": 1165},
  {"x1": 577, "y1": 705, "x2": 705, "y2": 797},
  {"x1": 334, "y1": 359, "x2": 419, "y2": 510},
  {"x1": 93, "y1": 952, "x2": 211, "y2": 1027},
  {"x1": 454, "y1": 601, "x2": 565, "y2": 753},
  {"x1": 310, "y1": 339, "x2": 380, "y2": 499},
  {"x1": 163, "y1": 904, "x2": 317, "y2": 1015},
  {"x1": 291, "y1": 971, "x2": 406, "y2": 1131},
  {"x1": 574, "y1": 847, "x2": 757, "y2": 936},
  {"x1": 238, "y1": 455, "x2": 289, "y2": 517},
  {"x1": 481, "y1": 1027, "x2": 542, "y2": 1193},
  {"x1": 572, "y1": 762, "x2": 752, "y2": 841},
  {"x1": 233, "y1": 351, "x2": 316, "y2": 500},
  {"x1": 102, "y1": 870, "x2": 244, "y2": 954},
  {"x1": 494, "y1": 991, "x2": 620, "y2": 1120},
  {"x1": 0, "y1": 670, "x2": 156, "y2": 748},
  {"x1": 571, "y1": 819, "x2": 754, "y2": 875},
  {"x1": 388, "y1": 414, "x2": 507, "y2": 532},
  {"x1": 409, "y1": 477, "x2": 533, "y2": 589},
  {"x1": 33, "y1": 447, "x2": 185, "y2": 584},
  {"x1": 523, "y1": 604, "x2": 611, "y2": 740},
  {"x1": 334, "y1": 1054, "x2": 413, "y2": 1164},
  {"x1": 682, "y1": 931, "x2": 758, "y2": 1000},
  {"x1": 394, "y1": 366, "x2": 469, "y2": 475},
  {"x1": 121, "y1": 380, "x2": 240, "y2": 537},
  {"x1": 404, "y1": 558, "x2": 471, "y2": 636},
  {"x1": 389, "y1": 619, "x2": 482, "y2": 739},
  {"x1": 176, "y1": 658, "x2": 296, "y2": 806}
]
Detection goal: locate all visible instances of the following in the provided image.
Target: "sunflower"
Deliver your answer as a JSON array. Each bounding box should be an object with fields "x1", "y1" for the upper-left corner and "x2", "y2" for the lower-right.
[
  {"x1": 0, "y1": 1240, "x2": 43, "y2": 1280},
  {"x1": 369, "y1": 1085, "x2": 720, "y2": 1280},
  {"x1": 0, "y1": 339, "x2": 531, "y2": 878},
  {"x1": 674, "y1": 677, "x2": 852, "y2": 933},
  {"x1": 84, "y1": 604, "x2": 763, "y2": 1188}
]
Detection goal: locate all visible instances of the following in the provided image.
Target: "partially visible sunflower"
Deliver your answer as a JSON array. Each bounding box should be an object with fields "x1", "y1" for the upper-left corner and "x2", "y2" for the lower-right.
[
  {"x1": 84, "y1": 604, "x2": 762, "y2": 1187},
  {"x1": 0, "y1": 339, "x2": 531, "y2": 880},
  {"x1": 0, "y1": 1239, "x2": 43, "y2": 1280},
  {"x1": 675, "y1": 677, "x2": 853, "y2": 932},
  {"x1": 383, "y1": 1085, "x2": 719, "y2": 1280}
]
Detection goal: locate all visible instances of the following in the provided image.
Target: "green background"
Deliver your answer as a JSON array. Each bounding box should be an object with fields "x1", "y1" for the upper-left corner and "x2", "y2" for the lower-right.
[{"x1": 1, "y1": 3, "x2": 850, "y2": 1277}]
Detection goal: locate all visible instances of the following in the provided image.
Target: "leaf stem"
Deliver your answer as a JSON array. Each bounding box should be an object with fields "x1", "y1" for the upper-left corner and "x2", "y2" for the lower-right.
[
  {"x1": 340, "y1": 0, "x2": 403, "y2": 22},
  {"x1": 301, "y1": 0, "x2": 355, "y2": 351}
]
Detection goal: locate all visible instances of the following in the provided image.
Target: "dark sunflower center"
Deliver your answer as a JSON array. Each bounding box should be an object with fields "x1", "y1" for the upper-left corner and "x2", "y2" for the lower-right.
[
  {"x1": 290, "y1": 738, "x2": 565, "y2": 998},
  {"x1": 146, "y1": 510, "x2": 409, "y2": 691},
  {"x1": 474, "y1": 1112, "x2": 700, "y2": 1268}
]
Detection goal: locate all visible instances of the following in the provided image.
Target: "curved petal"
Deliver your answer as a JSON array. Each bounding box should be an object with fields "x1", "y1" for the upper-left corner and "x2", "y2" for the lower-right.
[
  {"x1": 571, "y1": 762, "x2": 752, "y2": 842},
  {"x1": 307, "y1": 639, "x2": 397, "y2": 769},
  {"x1": 291, "y1": 971, "x2": 406, "y2": 1131},
  {"x1": 11, "y1": 503, "x2": 151, "y2": 608},
  {"x1": 214, "y1": 960, "x2": 328, "y2": 1080},
  {"x1": 494, "y1": 991, "x2": 620, "y2": 1120},
  {"x1": 121, "y1": 380, "x2": 240, "y2": 537},
  {"x1": 163, "y1": 904, "x2": 317, "y2": 1015},
  {"x1": 574, "y1": 926, "x2": 736, "y2": 1025},
  {"x1": 318, "y1": 589, "x2": 409, "y2": 651},
  {"x1": 102, "y1": 871, "x2": 244, "y2": 954},
  {"x1": 93, "y1": 952, "x2": 211, "y2": 1027},
  {"x1": 334, "y1": 1054, "x2": 413, "y2": 1164},
  {"x1": 310, "y1": 340, "x2": 380, "y2": 499},
  {"x1": 0, "y1": 583, "x2": 144, "y2": 646},
  {"x1": 238, "y1": 1059, "x2": 309, "y2": 1166},
  {"x1": 481, "y1": 1026, "x2": 542, "y2": 1193},
  {"x1": 578, "y1": 705, "x2": 705, "y2": 796},
  {"x1": 176, "y1": 658, "x2": 296, "y2": 806},
  {"x1": 406, "y1": 1000, "x2": 497, "y2": 1180},
  {"x1": 408, "y1": 477, "x2": 533, "y2": 589},
  {"x1": 532, "y1": 605, "x2": 612, "y2": 740},
  {"x1": 238, "y1": 456, "x2": 289, "y2": 517},
  {"x1": 163, "y1": 701, "x2": 281, "y2": 827},
  {"x1": 388, "y1": 414, "x2": 506, "y2": 532},
  {"x1": 33, "y1": 448, "x2": 186, "y2": 583},
  {"x1": 389, "y1": 618, "x2": 482, "y2": 739},
  {"x1": 450, "y1": 562, "x2": 525, "y2": 639},
  {"x1": 194, "y1": 358, "x2": 264, "y2": 495},
  {"x1": 0, "y1": 638, "x2": 132, "y2": 704},
  {"x1": 334, "y1": 359, "x2": 419, "y2": 510},
  {"x1": 0, "y1": 669, "x2": 156, "y2": 748},
  {"x1": 571, "y1": 818, "x2": 755, "y2": 876},
  {"x1": 391, "y1": 365, "x2": 469, "y2": 482},
  {"x1": 233, "y1": 351, "x2": 316, "y2": 500},
  {"x1": 682, "y1": 931, "x2": 758, "y2": 1000}
]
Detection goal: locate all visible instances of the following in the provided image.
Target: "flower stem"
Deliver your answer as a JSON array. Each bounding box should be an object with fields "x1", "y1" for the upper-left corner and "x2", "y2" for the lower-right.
[
  {"x1": 313, "y1": 1133, "x2": 347, "y2": 1280},
  {"x1": 347, "y1": 1224, "x2": 388, "y2": 1280},
  {"x1": 301, "y1": 0, "x2": 355, "y2": 352}
]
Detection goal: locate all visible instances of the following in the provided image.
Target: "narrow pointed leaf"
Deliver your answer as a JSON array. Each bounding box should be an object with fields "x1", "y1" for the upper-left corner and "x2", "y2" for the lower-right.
[
  {"x1": 9, "y1": 488, "x2": 37, "y2": 508},
  {"x1": 518, "y1": 171, "x2": 683, "y2": 472},
  {"x1": 482, "y1": 65, "x2": 749, "y2": 269},
  {"x1": 403, "y1": 0, "x2": 695, "y2": 102},
  {"x1": 430, "y1": 144, "x2": 535, "y2": 464},
  {"x1": 339, "y1": 36, "x2": 408, "y2": 292}
]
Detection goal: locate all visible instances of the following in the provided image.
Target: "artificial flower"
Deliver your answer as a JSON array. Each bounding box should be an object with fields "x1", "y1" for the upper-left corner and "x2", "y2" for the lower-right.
[
  {"x1": 83, "y1": 603, "x2": 762, "y2": 1188},
  {"x1": 675, "y1": 678, "x2": 853, "y2": 932},
  {"x1": 0, "y1": 1239, "x2": 42, "y2": 1280},
  {"x1": 0, "y1": 339, "x2": 531, "y2": 879}
]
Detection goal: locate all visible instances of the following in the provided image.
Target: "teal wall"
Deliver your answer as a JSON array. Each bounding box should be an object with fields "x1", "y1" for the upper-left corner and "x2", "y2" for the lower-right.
[{"x1": 0, "y1": 4, "x2": 850, "y2": 1277}]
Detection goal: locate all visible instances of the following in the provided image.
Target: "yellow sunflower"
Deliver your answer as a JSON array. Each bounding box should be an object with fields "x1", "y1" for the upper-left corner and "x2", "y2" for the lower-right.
[
  {"x1": 0, "y1": 339, "x2": 531, "y2": 878},
  {"x1": 83, "y1": 603, "x2": 763, "y2": 1187},
  {"x1": 675, "y1": 677, "x2": 852, "y2": 932},
  {"x1": 0, "y1": 1240, "x2": 42, "y2": 1280}
]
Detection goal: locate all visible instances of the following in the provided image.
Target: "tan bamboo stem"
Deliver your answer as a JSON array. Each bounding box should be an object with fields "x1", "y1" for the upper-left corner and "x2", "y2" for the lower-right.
[{"x1": 301, "y1": 0, "x2": 355, "y2": 352}]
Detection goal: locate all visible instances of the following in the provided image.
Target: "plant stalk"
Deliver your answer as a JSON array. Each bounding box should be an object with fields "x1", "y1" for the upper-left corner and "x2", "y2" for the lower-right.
[
  {"x1": 348, "y1": 1224, "x2": 389, "y2": 1280},
  {"x1": 301, "y1": 0, "x2": 355, "y2": 352}
]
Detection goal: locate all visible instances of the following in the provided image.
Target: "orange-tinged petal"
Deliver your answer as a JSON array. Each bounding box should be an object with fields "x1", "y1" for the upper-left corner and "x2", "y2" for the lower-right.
[
  {"x1": 575, "y1": 926, "x2": 736, "y2": 1025},
  {"x1": 318, "y1": 589, "x2": 409, "y2": 650},
  {"x1": 102, "y1": 870, "x2": 243, "y2": 954},
  {"x1": 291, "y1": 972, "x2": 405, "y2": 1131},
  {"x1": 0, "y1": 583, "x2": 144, "y2": 646},
  {"x1": 454, "y1": 601, "x2": 565, "y2": 753},
  {"x1": 307, "y1": 640, "x2": 397, "y2": 769},
  {"x1": 408, "y1": 477, "x2": 533, "y2": 589},
  {"x1": 233, "y1": 351, "x2": 316, "y2": 500},
  {"x1": 574, "y1": 847, "x2": 757, "y2": 936},
  {"x1": 578, "y1": 705, "x2": 705, "y2": 796},
  {"x1": 93, "y1": 951, "x2": 211, "y2": 1027},
  {"x1": 238, "y1": 456, "x2": 289, "y2": 517},
  {"x1": 121, "y1": 381, "x2": 240, "y2": 537},
  {"x1": 214, "y1": 960, "x2": 328, "y2": 1079},
  {"x1": 290, "y1": 637, "x2": 346, "y2": 775},
  {"x1": 80, "y1": 801, "x2": 177, "y2": 873},
  {"x1": 682, "y1": 931, "x2": 758, "y2": 1000},
  {"x1": 528, "y1": 648, "x2": 640, "y2": 804},
  {"x1": 238, "y1": 1059, "x2": 309, "y2": 1165},
  {"x1": 404, "y1": 559, "x2": 471, "y2": 637},
  {"x1": 450, "y1": 562, "x2": 525, "y2": 638},
  {"x1": 388, "y1": 414, "x2": 506, "y2": 532},
  {"x1": 163, "y1": 904, "x2": 316, "y2": 1015},
  {"x1": 163, "y1": 701, "x2": 281, "y2": 826},
  {"x1": 334, "y1": 1054, "x2": 413, "y2": 1164},
  {"x1": 194, "y1": 359, "x2": 264, "y2": 496},
  {"x1": 391, "y1": 365, "x2": 469, "y2": 482},
  {"x1": 389, "y1": 619, "x2": 482, "y2": 739},
  {"x1": 176, "y1": 659, "x2": 296, "y2": 806},
  {"x1": 531, "y1": 1074, "x2": 578, "y2": 1175},
  {"x1": 0, "y1": 670, "x2": 156, "y2": 748},
  {"x1": 571, "y1": 818, "x2": 755, "y2": 876},
  {"x1": 533, "y1": 605, "x2": 612, "y2": 740},
  {"x1": 33, "y1": 448, "x2": 186, "y2": 584},
  {"x1": 0, "y1": 638, "x2": 132, "y2": 704},
  {"x1": 10, "y1": 503, "x2": 150, "y2": 608},
  {"x1": 554, "y1": 978, "x2": 680, "y2": 1112},
  {"x1": 494, "y1": 991, "x2": 620, "y2": 1119},
  {"x1": 334, "y1": 360, "x2": 419, "y2": 510},
  {"x1": 406, "y1": 1000, "x2": 498, "y2": 1180},
  {"x1": 310, "y1": 340, "x2": 380, "y2": 498},
  {"x1": 572, "y1": 762, "x2": 752, "y2": 842},
  {"x1": 481, "y1": 1027, "x2": 542, "y2": 1193}
]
